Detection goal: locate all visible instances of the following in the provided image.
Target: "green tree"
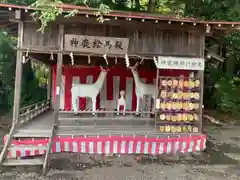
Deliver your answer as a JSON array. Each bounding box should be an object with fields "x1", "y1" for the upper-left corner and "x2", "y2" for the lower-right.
[
  {"x1": 0, "y1": 31, "x2": 15, "y2": 113},
  {"x1": 0, "y1": 30, "x2": 47, "y2": 115}
]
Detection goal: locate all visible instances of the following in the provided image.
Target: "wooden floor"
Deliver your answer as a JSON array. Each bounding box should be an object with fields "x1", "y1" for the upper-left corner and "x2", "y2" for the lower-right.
[
  {"x1": 14, "y1": 111, "x2": 53, "y2": 137},
  {"x1": 13, "y1": 111, "x2": 159, "y2": 138}
]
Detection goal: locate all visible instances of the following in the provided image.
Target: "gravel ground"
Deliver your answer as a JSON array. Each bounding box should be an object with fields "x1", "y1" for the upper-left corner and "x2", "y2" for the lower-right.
[
  {"x1": 0, "y1": 153, "x2": 239, "y2": 180},
  {"x1": 1, "y1": 121, "x2": 240, "y2": 180},
  {"x1": 0, "y1": 163, "x2": 239, "y2": 180}
]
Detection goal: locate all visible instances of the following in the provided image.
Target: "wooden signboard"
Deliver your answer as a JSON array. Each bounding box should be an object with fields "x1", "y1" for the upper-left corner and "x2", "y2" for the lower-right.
[
  {"x1": 64, "y1": 34, "x2": 129, "y2": 54},
  {"x1": 157, "y1": 56, "x2": 205, "y2": 71}
]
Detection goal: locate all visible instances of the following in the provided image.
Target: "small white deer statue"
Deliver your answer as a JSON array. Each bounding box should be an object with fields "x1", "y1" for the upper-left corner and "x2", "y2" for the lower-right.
[
  {"x1": 71, "y1": 66, "x2": 108, "y2": 115},
  {"x1": 117, "y1": 90, "x2": 126, "y2": 115},
  {"x1": 129, "y1": 62, "x2": 156, "y2": 114}
]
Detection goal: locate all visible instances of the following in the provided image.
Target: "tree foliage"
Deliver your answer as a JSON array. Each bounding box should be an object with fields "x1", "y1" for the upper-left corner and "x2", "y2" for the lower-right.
[
  {"x1": 0, "y1": 31, "x2": 15, "y2": 114},
  {"x1": 0, "y1": 30, "x2": 47, "y2": 116}
]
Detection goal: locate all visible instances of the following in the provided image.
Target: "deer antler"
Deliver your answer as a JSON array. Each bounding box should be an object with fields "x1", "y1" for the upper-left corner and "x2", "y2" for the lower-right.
[
  {"x1": 128, "y1": 62, "x2": 139, "y2": 70},
  {"x1": 132, "y1": 62, "x2": 139, "y2": 69}
]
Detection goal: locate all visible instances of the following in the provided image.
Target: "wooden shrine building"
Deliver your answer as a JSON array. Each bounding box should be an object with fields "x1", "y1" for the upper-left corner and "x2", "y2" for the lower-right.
[{"x1": 0, "y1": 3, "x2": 239, "y2": 174}]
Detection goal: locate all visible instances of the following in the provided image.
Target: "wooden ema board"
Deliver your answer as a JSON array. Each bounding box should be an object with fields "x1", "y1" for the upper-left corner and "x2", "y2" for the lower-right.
[{"x1": 155, "y1": 76, "x2": 201, "y2": 134}]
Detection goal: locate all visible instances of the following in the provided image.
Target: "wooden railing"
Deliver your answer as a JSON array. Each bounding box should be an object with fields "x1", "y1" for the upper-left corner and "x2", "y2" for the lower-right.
[{"x1": 19, "y1": 100, "x2": 50, "y2": 125}]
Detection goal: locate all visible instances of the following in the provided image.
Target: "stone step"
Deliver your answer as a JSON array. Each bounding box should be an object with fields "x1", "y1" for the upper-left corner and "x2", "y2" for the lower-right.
[
  {"x1": 2, "y1": 157, "x2": 44, "y2": 166},
  {"x1": 59, "y1": 117, "x2": 153, "y2": 126},
  {"x1": 13, "y1": 130, "x2": 52, "y2": 138},
  {"x1": 58, "y1": 125, "x2": 153, "y2": 130},
  {"x1": 224, "y1": 153, "x2": 240, "y2": 161}
]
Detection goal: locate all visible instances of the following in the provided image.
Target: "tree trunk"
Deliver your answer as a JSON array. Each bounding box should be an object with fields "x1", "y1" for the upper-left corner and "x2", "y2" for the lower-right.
[
  {"x1": 131, "y1": 0, "x2": 134, "y2": 9},
  {"x1": 221, "y1": 42, "x2": 227, "y2": 73},
  {"x1": 184, "y1": 0, "x2": 202, "y2": 17},
  {"x1": 148, "y1": 0, "x2": 156, "y2": 13},
  {"x1": 135, "y1": 0, "x2": 140, "y2": 10},
  {"x1": 184, "y1": 0, "x2": 193, "y2": 16},
  {"x1": 226, "y1": 53, "x2": 235, "y2": 78}
]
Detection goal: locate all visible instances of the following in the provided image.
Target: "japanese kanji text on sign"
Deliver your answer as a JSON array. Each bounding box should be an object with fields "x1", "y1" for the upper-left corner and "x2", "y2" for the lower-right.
[
  {"x1": 157, "y1": 56, "x2": 205, "y2": 71},
  {"x1": 64, "y1": 35, "x2": 129, "y2": 54}
]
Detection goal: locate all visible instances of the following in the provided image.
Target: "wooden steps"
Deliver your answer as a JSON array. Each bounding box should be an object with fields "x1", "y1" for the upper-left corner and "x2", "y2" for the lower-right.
[
  {"x1": 56, "y1": 125, "x2": 155, "y2": 136},
  {"x1": 2, "y1": 157, "x2": 44, "y2": 166},
  {"x1": 58, "y1": 125, "x2": 153, "y2": 130},
  {"x1": 59, "y1": 116, "x2": 153, "y2": 121},
  {"x1": 224, "y1": 153, "x2": 240, "y2": 161},
  {"x1": 59, "y1": 116, "x2": 154, "y2": 126},
  {"x1": 13, "y1": 129, "x2": 52, "y2": 138}
]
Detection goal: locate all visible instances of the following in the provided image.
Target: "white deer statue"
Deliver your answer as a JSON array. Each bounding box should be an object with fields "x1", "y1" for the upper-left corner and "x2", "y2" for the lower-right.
[
  {"x1": 129, "y1": 62, "x2": 156, "y2": 114},
  {"x1": 71, "y1": 66, "x2": 108, "y2": 115},
  {"x1": 117, "y1": 90, "x2": 126, "y2": 115}
]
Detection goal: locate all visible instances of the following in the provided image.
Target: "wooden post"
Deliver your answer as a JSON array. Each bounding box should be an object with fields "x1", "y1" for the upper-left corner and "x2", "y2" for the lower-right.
[
  {"x1": 47, "y1": 65, "x2": 53, "y2": 108},
  {"x1": 43, "y1": 24, "x2": 64, "y2": 174},
  {"x1": 154, "y1": 68, "x2": 159, "y2": 130},
  {"x1": 0, "y1": 21, "x2": 24, "y2": 164},
  {"x1": 197, "y1": 35, "x2": 205, "y2": 133},
  {"x1": 12, "y1": 23, "x2": 24, "y2": 125},
  {"x1": 54, "y1": 24, "x2": 64, "y2": 126}
]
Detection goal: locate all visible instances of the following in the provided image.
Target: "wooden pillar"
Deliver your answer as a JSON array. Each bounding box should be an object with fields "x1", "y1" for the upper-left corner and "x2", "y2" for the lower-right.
[
  {"x1": 0, "y1": 21, "x2": 24, "y2": 163},
  {"x1": 53, "y1": 24, "x2": 64, "y2": 125},
  {"x1": 47, "y1": 65, "x2": 53, "y2": 108},
  {"x1": 12, "y1": 24, "x2": 24, "y2": 124},
  {"x1": 43, "y1": 24, "x2": 64, "y2": 174},
  {"x1": 154, "y1": 68, "x2": 159, "y2": 130},
  {"x1": 197, "y1": 35, "x2": 205, "y2": 133}
]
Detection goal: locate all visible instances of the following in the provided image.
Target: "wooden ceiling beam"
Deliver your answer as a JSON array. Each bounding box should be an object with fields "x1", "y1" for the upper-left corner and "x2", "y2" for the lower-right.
[
  {"x1": 211, "y1": 24, "x2": 240, "y2": 31},
  {"x1": 19, "y1": 12, "x2": 205, "y2": 33},
  {"x1": 8, "y1": 10, "x2": 239, "y2": 33}
]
